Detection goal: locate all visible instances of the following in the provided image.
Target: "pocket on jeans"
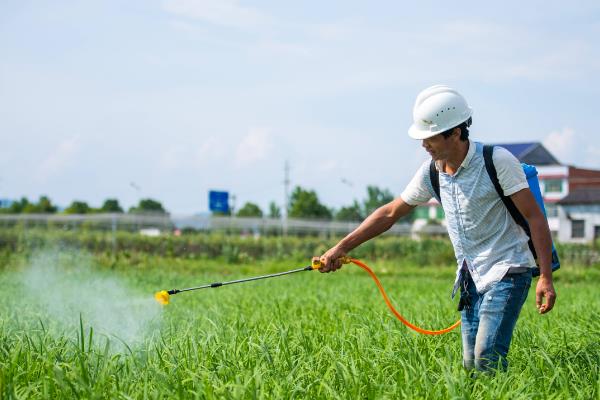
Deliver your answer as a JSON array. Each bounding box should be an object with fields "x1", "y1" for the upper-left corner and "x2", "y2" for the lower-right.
[
  {"x1": 511, "y1": 273, "x2": 532, "y2": 291},
  {"x1": 502, "y1": 272, "x2": 531, "y2": 289},
  {"x1": 479, "y1": 280, "x2": 513, "y2": 314}
]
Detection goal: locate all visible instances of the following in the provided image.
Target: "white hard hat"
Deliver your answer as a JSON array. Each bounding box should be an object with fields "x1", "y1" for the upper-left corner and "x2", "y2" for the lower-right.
[{"x1": 408, "y1": 85, "x2": 473, "y2": 140}]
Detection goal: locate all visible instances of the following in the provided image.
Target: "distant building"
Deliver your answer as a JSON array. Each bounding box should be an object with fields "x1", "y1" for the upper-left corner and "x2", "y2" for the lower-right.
[
  {"x1": 497, "y1": 142, "x2": 565, "y2": 235},
  {"x1": 556, "y1": 188, "x2": 600, "y2": 243},
  {"x1": 496, "y1": 142, "x2": 560, "y2": 165},
  {"x1": 413, "y1": 142, "x2": 600, "y2": 243},
  {"x1": 498, "y1": 142, "x2": 600, "y2": 242}
]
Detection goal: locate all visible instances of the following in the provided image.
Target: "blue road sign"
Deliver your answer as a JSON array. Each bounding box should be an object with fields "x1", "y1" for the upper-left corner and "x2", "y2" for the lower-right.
[{"x1": 209, "y1": 191, "x2": 229, "y2": 213}]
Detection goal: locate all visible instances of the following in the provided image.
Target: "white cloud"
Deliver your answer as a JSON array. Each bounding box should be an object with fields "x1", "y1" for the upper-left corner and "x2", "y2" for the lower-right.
[
  {"x1": 543, "y1": 127, "x2": 576, "y2": 164},
  {"x1": 162, "y1": 0, "x2": 268, "y2": 29},
  {"x1": 194, "y1": 136, "x2": 226, "y2": 165},
  {"x1": 250, "y1": 39, "x2": 312, "y2": 58},
  {"x1": 415, "y1": 21, "x2": 597, "y2": 82},
  {"x1": 308, "y1": 20, "x2": 360, "y2": 41},
  {"x1": 158, "y1": 137, "x2": 228, "y2": 170},
  {"x1": 167, "y1": 19, "x2": 202, "y2": 33},
  {"x1": 235, "y1": 128, "x2": 272, "y2": 166},
  {"x1": 543, "y1": 128, "x2": 600, "y2": 168},
  {"x1": 584, "y1": 145, "x2": 600, "y2": 169},
  {"x1": 36, "y1": 136, "x2": 81, "y2": 180},
  {"x1": 318, "y1": 160, "x2": 338, "y2": 173},
  {"x1": 159, "y1": 145, "x2": 187, "y2": 170},
  {"x1": 504, "y1": 40, "x2": 597, "y2": 81}
]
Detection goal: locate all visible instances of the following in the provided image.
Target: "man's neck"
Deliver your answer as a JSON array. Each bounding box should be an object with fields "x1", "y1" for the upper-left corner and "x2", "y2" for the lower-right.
[{"x1": 444, "y1": 140, "x2": 470, "y2": 175}]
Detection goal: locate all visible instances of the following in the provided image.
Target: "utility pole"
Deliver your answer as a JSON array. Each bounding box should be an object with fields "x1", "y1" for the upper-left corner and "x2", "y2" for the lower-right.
[
  {"x1": 283, "y1": 160, "x2": 290, "y2": 236},
  {"x1": 230, "y1": 194, "x2": 237, "y2": 215}
]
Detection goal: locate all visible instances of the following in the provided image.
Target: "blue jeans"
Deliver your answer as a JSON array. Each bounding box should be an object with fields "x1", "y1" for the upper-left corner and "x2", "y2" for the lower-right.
[{"x1": 460, "y1": 270, "x2": 532, "y2": 371}]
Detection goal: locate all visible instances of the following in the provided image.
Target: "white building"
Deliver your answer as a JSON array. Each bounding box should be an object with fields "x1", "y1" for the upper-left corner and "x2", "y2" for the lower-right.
[{"x1": 556, "y1": 188, "x2": 600, "y2": 243}]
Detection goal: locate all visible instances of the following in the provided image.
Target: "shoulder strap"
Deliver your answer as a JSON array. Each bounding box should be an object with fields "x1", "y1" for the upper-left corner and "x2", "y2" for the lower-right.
[
  {"x1": 482, "y1": 145, "x2": 537, "y2": 259},
  {"x1": 429, "y1": 159, "x2": 441, "y2": 204}
]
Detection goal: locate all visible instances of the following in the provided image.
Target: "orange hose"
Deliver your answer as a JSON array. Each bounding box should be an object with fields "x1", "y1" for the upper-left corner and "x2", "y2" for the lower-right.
[{"x1": 349, "y1": 258, "x2": 461, "y2": 335}]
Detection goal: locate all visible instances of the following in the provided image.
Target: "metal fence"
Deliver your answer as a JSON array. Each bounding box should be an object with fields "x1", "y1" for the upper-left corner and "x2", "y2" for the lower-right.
[
  {"x1": 0, "y1": 213, "x2": 447, "y2": 236},
  {"x1": 3, "y1": 214, "x2": 599, "y2": 265}
]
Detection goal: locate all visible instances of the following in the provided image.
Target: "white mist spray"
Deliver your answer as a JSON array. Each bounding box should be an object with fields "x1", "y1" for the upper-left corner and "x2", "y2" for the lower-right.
[{"x1": 20, "y1": 248, "x2": 162, "y2": 349}]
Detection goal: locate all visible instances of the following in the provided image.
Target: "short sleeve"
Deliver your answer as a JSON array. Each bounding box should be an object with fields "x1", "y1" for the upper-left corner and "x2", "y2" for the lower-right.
[
  {"x1": 492, "y1": 147, "x2": 529, "y2": 196},
  {"x1": 400, "y1": 161, "x2": 433, "y2": 206}
]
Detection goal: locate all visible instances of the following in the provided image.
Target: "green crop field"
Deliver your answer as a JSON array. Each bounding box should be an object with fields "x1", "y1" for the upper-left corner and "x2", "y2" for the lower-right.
[{"x1": 1, "y1": 244, "x2": 599, "y2": 399}]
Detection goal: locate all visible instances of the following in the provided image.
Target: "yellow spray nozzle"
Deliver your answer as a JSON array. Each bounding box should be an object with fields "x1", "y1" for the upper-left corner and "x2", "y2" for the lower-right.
[
  {"x1": 154, "y1": 290, "x2": 170, "y2": 305},
  {"x1": 312, "y1": 256, "x2": 352, "y2": 270}
]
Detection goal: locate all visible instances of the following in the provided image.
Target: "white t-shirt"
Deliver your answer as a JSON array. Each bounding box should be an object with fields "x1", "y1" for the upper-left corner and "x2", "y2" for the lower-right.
[{"x1": 400, "y1": 141, "x2": 534, "y2": 292}]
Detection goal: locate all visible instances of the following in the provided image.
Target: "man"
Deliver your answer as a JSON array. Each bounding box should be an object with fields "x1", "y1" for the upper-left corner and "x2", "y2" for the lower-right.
[{"x1": 314, "y1": 85, "x2": 556, "y2": 371}]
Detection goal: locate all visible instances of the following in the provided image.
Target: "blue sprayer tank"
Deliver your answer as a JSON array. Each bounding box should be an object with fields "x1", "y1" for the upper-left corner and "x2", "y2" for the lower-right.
[{"x1": 522, "y1": 164, "x2": 561, "y2": 276}]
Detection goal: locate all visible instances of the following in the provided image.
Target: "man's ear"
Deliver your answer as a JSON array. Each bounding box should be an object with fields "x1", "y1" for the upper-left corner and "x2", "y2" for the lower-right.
[{"x1": 453, "y1": 127, "x2": 461, "y2": 140}]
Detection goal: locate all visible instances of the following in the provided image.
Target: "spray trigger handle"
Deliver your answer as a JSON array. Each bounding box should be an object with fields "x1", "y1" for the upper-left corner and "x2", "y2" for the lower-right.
[{"x1": 312, "y1": 256, "x2": 352, "y2": 270}]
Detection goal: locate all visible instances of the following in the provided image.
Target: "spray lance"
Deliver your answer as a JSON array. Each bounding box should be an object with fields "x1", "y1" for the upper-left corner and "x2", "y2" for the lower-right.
[
  {"x1": 154, "y1": 264, "x2": 317, "y2": 305},
  {"x1": 154, "y1": 257, "x2": 461, "y2": 335}
]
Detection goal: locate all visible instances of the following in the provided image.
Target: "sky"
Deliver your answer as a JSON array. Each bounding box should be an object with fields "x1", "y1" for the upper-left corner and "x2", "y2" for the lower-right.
[{"x1": 1, "y1": 0, "x2": 600, "y2": 214}]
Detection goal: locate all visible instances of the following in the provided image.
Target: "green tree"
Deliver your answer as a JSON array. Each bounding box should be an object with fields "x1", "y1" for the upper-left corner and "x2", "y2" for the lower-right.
[
  {"x1": 129, "y1": 198, "x2": 167, "y2": 214},
  {"x1": 288, "y1": 186, "x2": 332, "y2": 220},
  {"x1": 268, "y1": 201, "x2": 281, "y2": 218},
  {"x1": 212, "y1": 210, "x2": 231, "y2": 216},
  {"x1": 6, "y1": 197, "x2": 30, "y2": 213},
  {"x1": 335, "y1": 200, "x2": 363, "y2": 221},
  {"x1": 22, "y1": 202, "x2": 39, "y2": 213},
  {"x1": 236, "y1": 202, "x2": 263, "y2": 218},
  {"x1": 100, "y1": 198, "x2": 124, "y2": 213},
  {"x1": 18, "y1": 196, "x2": 57, "y2": 213},
  {"x1": 36, "y1": 196, "x2": 57, "y2": 213},
  {"x1": 64, "y1": 201, "x2": 91, "y2": 214},
  {"x1": 362, "y1": 185, "x2": 394, "y2": 216}
]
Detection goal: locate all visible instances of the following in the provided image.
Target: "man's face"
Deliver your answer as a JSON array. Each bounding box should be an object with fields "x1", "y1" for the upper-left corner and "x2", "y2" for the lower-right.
[
  {"x1": 422, "y1": 133, "x2": 450, "y2": 161},
  {"x1": 421, "y1": 128, "x2": 461, "y2": 161}
]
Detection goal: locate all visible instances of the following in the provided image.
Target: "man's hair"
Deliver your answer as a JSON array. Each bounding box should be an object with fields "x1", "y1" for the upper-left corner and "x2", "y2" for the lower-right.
[{"x1": 441, "y1": 117, "x2": 472, "y2": 141}]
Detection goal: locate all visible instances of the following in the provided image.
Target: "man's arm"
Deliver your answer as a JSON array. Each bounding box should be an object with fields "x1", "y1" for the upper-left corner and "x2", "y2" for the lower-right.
[
  {"x1": 314, "y1": 197, "x2": 415, "y2": 272},
  {"x1": 510, "y1": 188, "x2": 557, "y2": 314}
]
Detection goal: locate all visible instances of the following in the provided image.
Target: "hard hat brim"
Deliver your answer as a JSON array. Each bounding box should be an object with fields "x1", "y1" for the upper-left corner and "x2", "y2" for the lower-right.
[
  {"x1": 408, "y1": 124, "x2": 443, "y2": 140},
  {"x1": 407, "y1": 110, "x2": 473, "y2": 140}
]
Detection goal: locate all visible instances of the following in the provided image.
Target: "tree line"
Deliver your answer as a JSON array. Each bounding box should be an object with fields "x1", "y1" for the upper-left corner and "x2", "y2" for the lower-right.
[
  {"x1": 0, "y1": 185, "x2": 413, "y2": 222},
  {"x1": 0, "y1": 197, "x2": 165, "y2": 215},
  {"x1": 237, "y1": 185, "x2": 413, "y2": 222}
]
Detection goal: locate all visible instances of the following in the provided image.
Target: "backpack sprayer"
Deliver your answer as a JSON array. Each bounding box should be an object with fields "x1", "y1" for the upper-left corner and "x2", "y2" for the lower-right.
[{"x1": 155, "y1": 257, "x2": 461, "y2": 336}]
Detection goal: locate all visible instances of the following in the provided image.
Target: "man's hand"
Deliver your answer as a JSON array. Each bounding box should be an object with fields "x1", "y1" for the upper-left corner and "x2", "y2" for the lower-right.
[
  {"x1": 535, "y1": 276, "x2": 556, "y2": 314},
  {"x1": 312, "y1": 246, "x2": 347, "y2": 273}
]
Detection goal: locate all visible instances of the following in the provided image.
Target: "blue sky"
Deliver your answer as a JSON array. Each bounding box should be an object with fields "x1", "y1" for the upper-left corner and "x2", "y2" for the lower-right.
[{"x1": 1, "y1": 0, "x2": 599, "y2": 214}]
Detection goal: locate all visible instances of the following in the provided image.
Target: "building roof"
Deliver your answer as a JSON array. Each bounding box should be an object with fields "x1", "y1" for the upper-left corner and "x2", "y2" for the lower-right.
[
  {"x1": 493, "y1": 142, "x2": 561, "y2": 165},
  {"x1": 557, "y1": 188, "x2": 600, "y2": 205}
]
